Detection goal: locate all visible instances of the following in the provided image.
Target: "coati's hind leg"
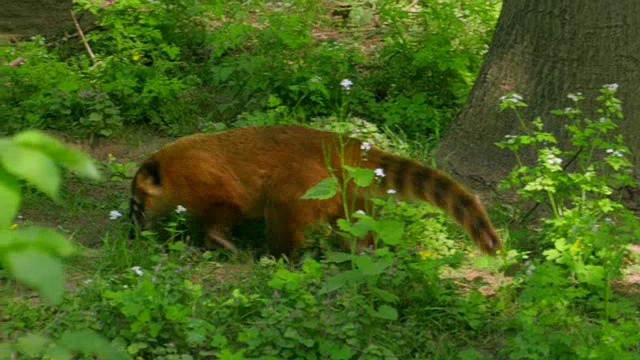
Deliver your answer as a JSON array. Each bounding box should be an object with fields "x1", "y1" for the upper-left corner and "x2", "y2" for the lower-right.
[{"x1": 264, "y1": 200, "x2": 308, "y2": 261}]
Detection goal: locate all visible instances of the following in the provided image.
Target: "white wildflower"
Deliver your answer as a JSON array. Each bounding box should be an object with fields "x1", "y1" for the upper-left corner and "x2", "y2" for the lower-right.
[
  {"x1": 360, "y1": 142, "x2": 371, "y2": 151},
  {"x1": 132, "y1": 266, "x2": 143, "y2": 276},
  {"x1": 374, "y1": 168, "x2": 386, "y2": 177},
  {"x1": 526, "y1": 264, "x2": 536, "y2": 276},
  {"x1": 355, "y1": 210, "x2": 366, "y2": 215},
  {"x1": 604, "y1": 83, "x2": 619, "y2": 91},
  {"x1": 175, "y1": 205, "x2": 187, "y2": 214},
  {"x1": 546, "y1": 153, "x2": 562, "y2": 165},
  {"x1": 606, "y1": 149, "x2": 624, "y2": 157},
  {"x1": 387, "y1": 189, "x2": 397, "y2": 194},
  {"x1": 109, "y1": 210, "x2": 122, "y2": 220},
  {"x1": 500, "y1": 93, "x2": 523, "y2": 104},
  {"x1": 340, "y1": 78, "x2": 353, "y2": 90},
  {"x1": 567, "y1": 93, "x2": 579, "y2": 102}
]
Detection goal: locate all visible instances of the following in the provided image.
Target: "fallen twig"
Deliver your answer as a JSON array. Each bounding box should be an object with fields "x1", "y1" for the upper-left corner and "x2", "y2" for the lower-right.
[{"x1": 70, "y1": 10, "x2": 95, "y2": 63}]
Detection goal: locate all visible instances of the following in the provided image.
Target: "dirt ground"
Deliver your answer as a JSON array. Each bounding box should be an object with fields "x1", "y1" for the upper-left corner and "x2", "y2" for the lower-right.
[{"x1": 0, "y1": 0, "x2": 75, "y2": 41}]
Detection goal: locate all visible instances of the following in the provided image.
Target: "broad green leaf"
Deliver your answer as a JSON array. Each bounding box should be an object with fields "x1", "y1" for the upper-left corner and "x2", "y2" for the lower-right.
[
  {"x1": 12, "y1": 130, "x2": 100, "y2": 180},
  {"x1": 0, "y1": 143, "x2": 60, "y2": 200},
  {"x1": 374, "y1": 304, "x2": 398, "y2": 320},
  {"x1": 0, "y1": 226, "x2": 74, "y2": 257},
  {"x1": 0, "y1": 343, "x2": 14, "y2": 359},
  {"x1": 301, "y1": 177, "x2": 338, "y2": 200},
  {"x1": 577, "y1": 265, "x2": 605, "y2": 287},
  {"x1": 0, "y1": 167, "x2": 21, "y2": 229},
  {"x1": 320, "y1": 270, "x2": 364, "y2": 293},
  {"x1": 43, "y1": 344, "x2": 73, "y2": 360},
  {"x1": 351, "y1": 217, "x2": 374, "y2": 238},
  {"x1": 375, "y1": 219, "x2": 404, "y2": 245},
  {"x1": 326, "y1": 252, "x2": 353, "y2": 263},
  {"x1": 371, "y1": 287, "x2": 400, "y2": 303},
  {"x1": 344, "y1": 165, "x2": 374, "y2": 187},
  {"x1": 356, "y1": 255, "x2": 393, "y2": 276},
  {"x1": 6, "y1": 250, "x2": 66, "y2": 305},
  {"x1": 338, "y1": 217, "x2": 373, "y2": 238},
  {"x1": 329, "y1": 345, "x2": 353, "y2": 360},
  {"x1": 15, "y1": 333, "x2": 51, "y2": 356},
  {"x1": 57, "y1": 330, "x2": 131, "y2": 360}
]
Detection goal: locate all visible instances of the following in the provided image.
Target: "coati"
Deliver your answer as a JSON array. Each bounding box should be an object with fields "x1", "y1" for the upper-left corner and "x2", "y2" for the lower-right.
[{"x1": 129, "y1": 125, "x2": 502, "y2": 259}]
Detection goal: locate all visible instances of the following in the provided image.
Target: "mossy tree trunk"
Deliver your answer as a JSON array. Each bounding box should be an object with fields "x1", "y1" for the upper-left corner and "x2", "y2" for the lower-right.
[{"x1": 437, "y1": 0, "x2": 640, "y2": 190}]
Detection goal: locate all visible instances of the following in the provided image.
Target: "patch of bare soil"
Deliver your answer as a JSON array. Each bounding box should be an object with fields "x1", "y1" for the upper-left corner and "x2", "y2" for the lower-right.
[
  {"x1": 18, "y1": 129, "x2": 174, "y2": 247},
  {"x1": 0, "y1": 0, "x2": 74, "y2": 39},
  {"x1": 441, "y1": 265, "x2": 511, "y2": 296}
]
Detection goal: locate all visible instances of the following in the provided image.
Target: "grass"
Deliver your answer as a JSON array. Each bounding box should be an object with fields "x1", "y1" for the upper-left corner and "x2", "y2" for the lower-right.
[{"x1": 4, "y1": 128, "x2": 640, "y2": 359}]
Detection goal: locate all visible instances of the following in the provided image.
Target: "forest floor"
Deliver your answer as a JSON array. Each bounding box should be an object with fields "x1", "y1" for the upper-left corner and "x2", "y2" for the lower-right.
[{"x1": 12, "y1": 128, "x2": 640, "y2": 301}]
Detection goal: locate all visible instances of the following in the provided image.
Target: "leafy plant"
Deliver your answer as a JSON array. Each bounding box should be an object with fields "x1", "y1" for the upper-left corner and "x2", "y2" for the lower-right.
[
  {"x1": 0, "y1": 130, "x2": 130, "y2": 359},
  {"x1": 496, "y1": 85, "x2": 640, "y2": 358}
]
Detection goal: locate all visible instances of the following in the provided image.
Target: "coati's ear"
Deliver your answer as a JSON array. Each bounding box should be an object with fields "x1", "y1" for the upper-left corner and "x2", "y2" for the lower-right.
[{"x1": 136, "y1": 160, "x2": 162, "y2": 196}]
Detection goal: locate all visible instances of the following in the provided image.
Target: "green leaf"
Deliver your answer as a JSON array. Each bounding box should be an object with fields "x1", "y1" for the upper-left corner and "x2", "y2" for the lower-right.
[
  {"x1": 0, "y1": 343, "x2": 14, "y2": 360},
  {"x1": 58, "y1": 330, "x2": 131, "y2": 360},
  {"x1": 15, "y1": 333, "x2": 51, "y2": 356},
  {"x1": 301, "y1": 177, "x2": 338, "y2": 200},
  {"x1": 12, "y1": 130, "x2": 101, "y2": 180},
  {"x1": 0, "y1": 226, "x2": 74, "y2": 257},
  {"x1": 371, "y1": 287, "x2": 400, "y2": 303},
  {"x1": 375, "y1": 219, "x2": 404, "y2": 245},
  {"x1": 577, "y1": 265, "x2": 605, "y2": 287},
  {"x1": 326, "y1": 252, "x2": 352, "y2": 263},
  {"x1": 0, "y1": 167, "x2": 21, "y2": 229},
  {"x1": 344, "y1": 165, "x2": 374, "y2": 187},
  {"x1": 43, "y1": 344, "x2": 74, "y2": 360},
  {"x1": 6, "y1": 250, "x2": 66, "y2": 305},
  {"x1": 320, "y1": 270, "x2": 364, "y2": 294},
  {"x1": 356, "y1": 255, "x2": 393, "y2": 276},
  {"x1": 329, "y1": 345, "x2": 353, "y2": 360},
  {"x1": 0, "y1": 142, "x2": 60, "y2": 200},
  {"x1": 374, "y1": 304, "x2": 398, "y2": 320}
]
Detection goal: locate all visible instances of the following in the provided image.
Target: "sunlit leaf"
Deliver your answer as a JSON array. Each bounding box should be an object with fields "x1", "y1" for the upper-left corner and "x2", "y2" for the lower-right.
[
  {"x1": 301, "y1": 177, "x2": 338, "y2": 200},
  {"x1": 15, "y1": 333, "x2": 51, "y2": 356},
  {"x1": 374, "y1": 305, "x2": 398, "y2": 320},
  {"x1": 375, "y1": 219, "x2": 404, "y2": 245},
  {"x1": 12, "y1": 130, "x2": 100, "y2": 180},
  {"x1": 344, "y1": 165, "x2": 374, "y2": 187},
  {"x1": 58, "y1": 330, "x2": 131, "y2": 360},
  {"x1": 0, "y1": 167, "x2": 21, "y2": 229},
  {"x1": 0, "y1": 226, "x2": 74, "y2": 257},
  {"x1": 6, "y1": 250, "x2": 66, "y2": 305},
  {"x1": 0, "y1": 143, "x2": 60, "y2": 200}
]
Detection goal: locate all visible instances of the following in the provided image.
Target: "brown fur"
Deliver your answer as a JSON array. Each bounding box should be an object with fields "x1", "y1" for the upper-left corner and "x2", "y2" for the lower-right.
[{"x1": 129, "y1": 125, "x2": 502, "y2": 259}]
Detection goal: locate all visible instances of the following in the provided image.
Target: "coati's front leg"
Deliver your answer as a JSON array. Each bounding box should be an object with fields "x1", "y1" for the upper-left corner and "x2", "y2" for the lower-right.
[
  {"x1": 206, "y1": 225, "x2": 237, "y2": 253},
  {"x1": 202, "y1": 201, "x2": 244, "y2": 253}
]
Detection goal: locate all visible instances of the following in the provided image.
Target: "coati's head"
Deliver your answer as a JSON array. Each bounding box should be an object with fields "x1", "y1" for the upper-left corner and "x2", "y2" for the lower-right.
[{"x1": 129, "y1": 158, "x2": 167, "y2": 239}]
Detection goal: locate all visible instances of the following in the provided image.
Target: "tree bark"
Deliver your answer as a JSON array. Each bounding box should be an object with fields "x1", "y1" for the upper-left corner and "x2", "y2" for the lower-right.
[{"x1": 437, "y1": 0, "x2": 640, "y2": 190}]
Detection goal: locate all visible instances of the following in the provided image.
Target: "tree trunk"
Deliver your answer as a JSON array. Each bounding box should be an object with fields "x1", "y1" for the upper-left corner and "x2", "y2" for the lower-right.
[{"x1": 437, "y1": 0, "x2": 640, "y2": 191}]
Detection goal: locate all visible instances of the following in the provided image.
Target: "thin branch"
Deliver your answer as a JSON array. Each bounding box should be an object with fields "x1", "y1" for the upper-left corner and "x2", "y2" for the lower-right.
[{"x1": 70, "y1": 10, "x2": 95, "y2": 63}]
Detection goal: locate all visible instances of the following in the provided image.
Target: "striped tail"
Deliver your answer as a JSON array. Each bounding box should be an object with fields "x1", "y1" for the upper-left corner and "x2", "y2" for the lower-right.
[{"x1": 375, "y1": 153, "x2": 502, "y2": 254}]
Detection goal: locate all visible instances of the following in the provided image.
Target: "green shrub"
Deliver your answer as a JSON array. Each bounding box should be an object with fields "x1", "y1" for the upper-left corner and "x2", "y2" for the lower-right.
[{"x1": 496, "y1": 85, "x2": 640, "y2": 358}]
